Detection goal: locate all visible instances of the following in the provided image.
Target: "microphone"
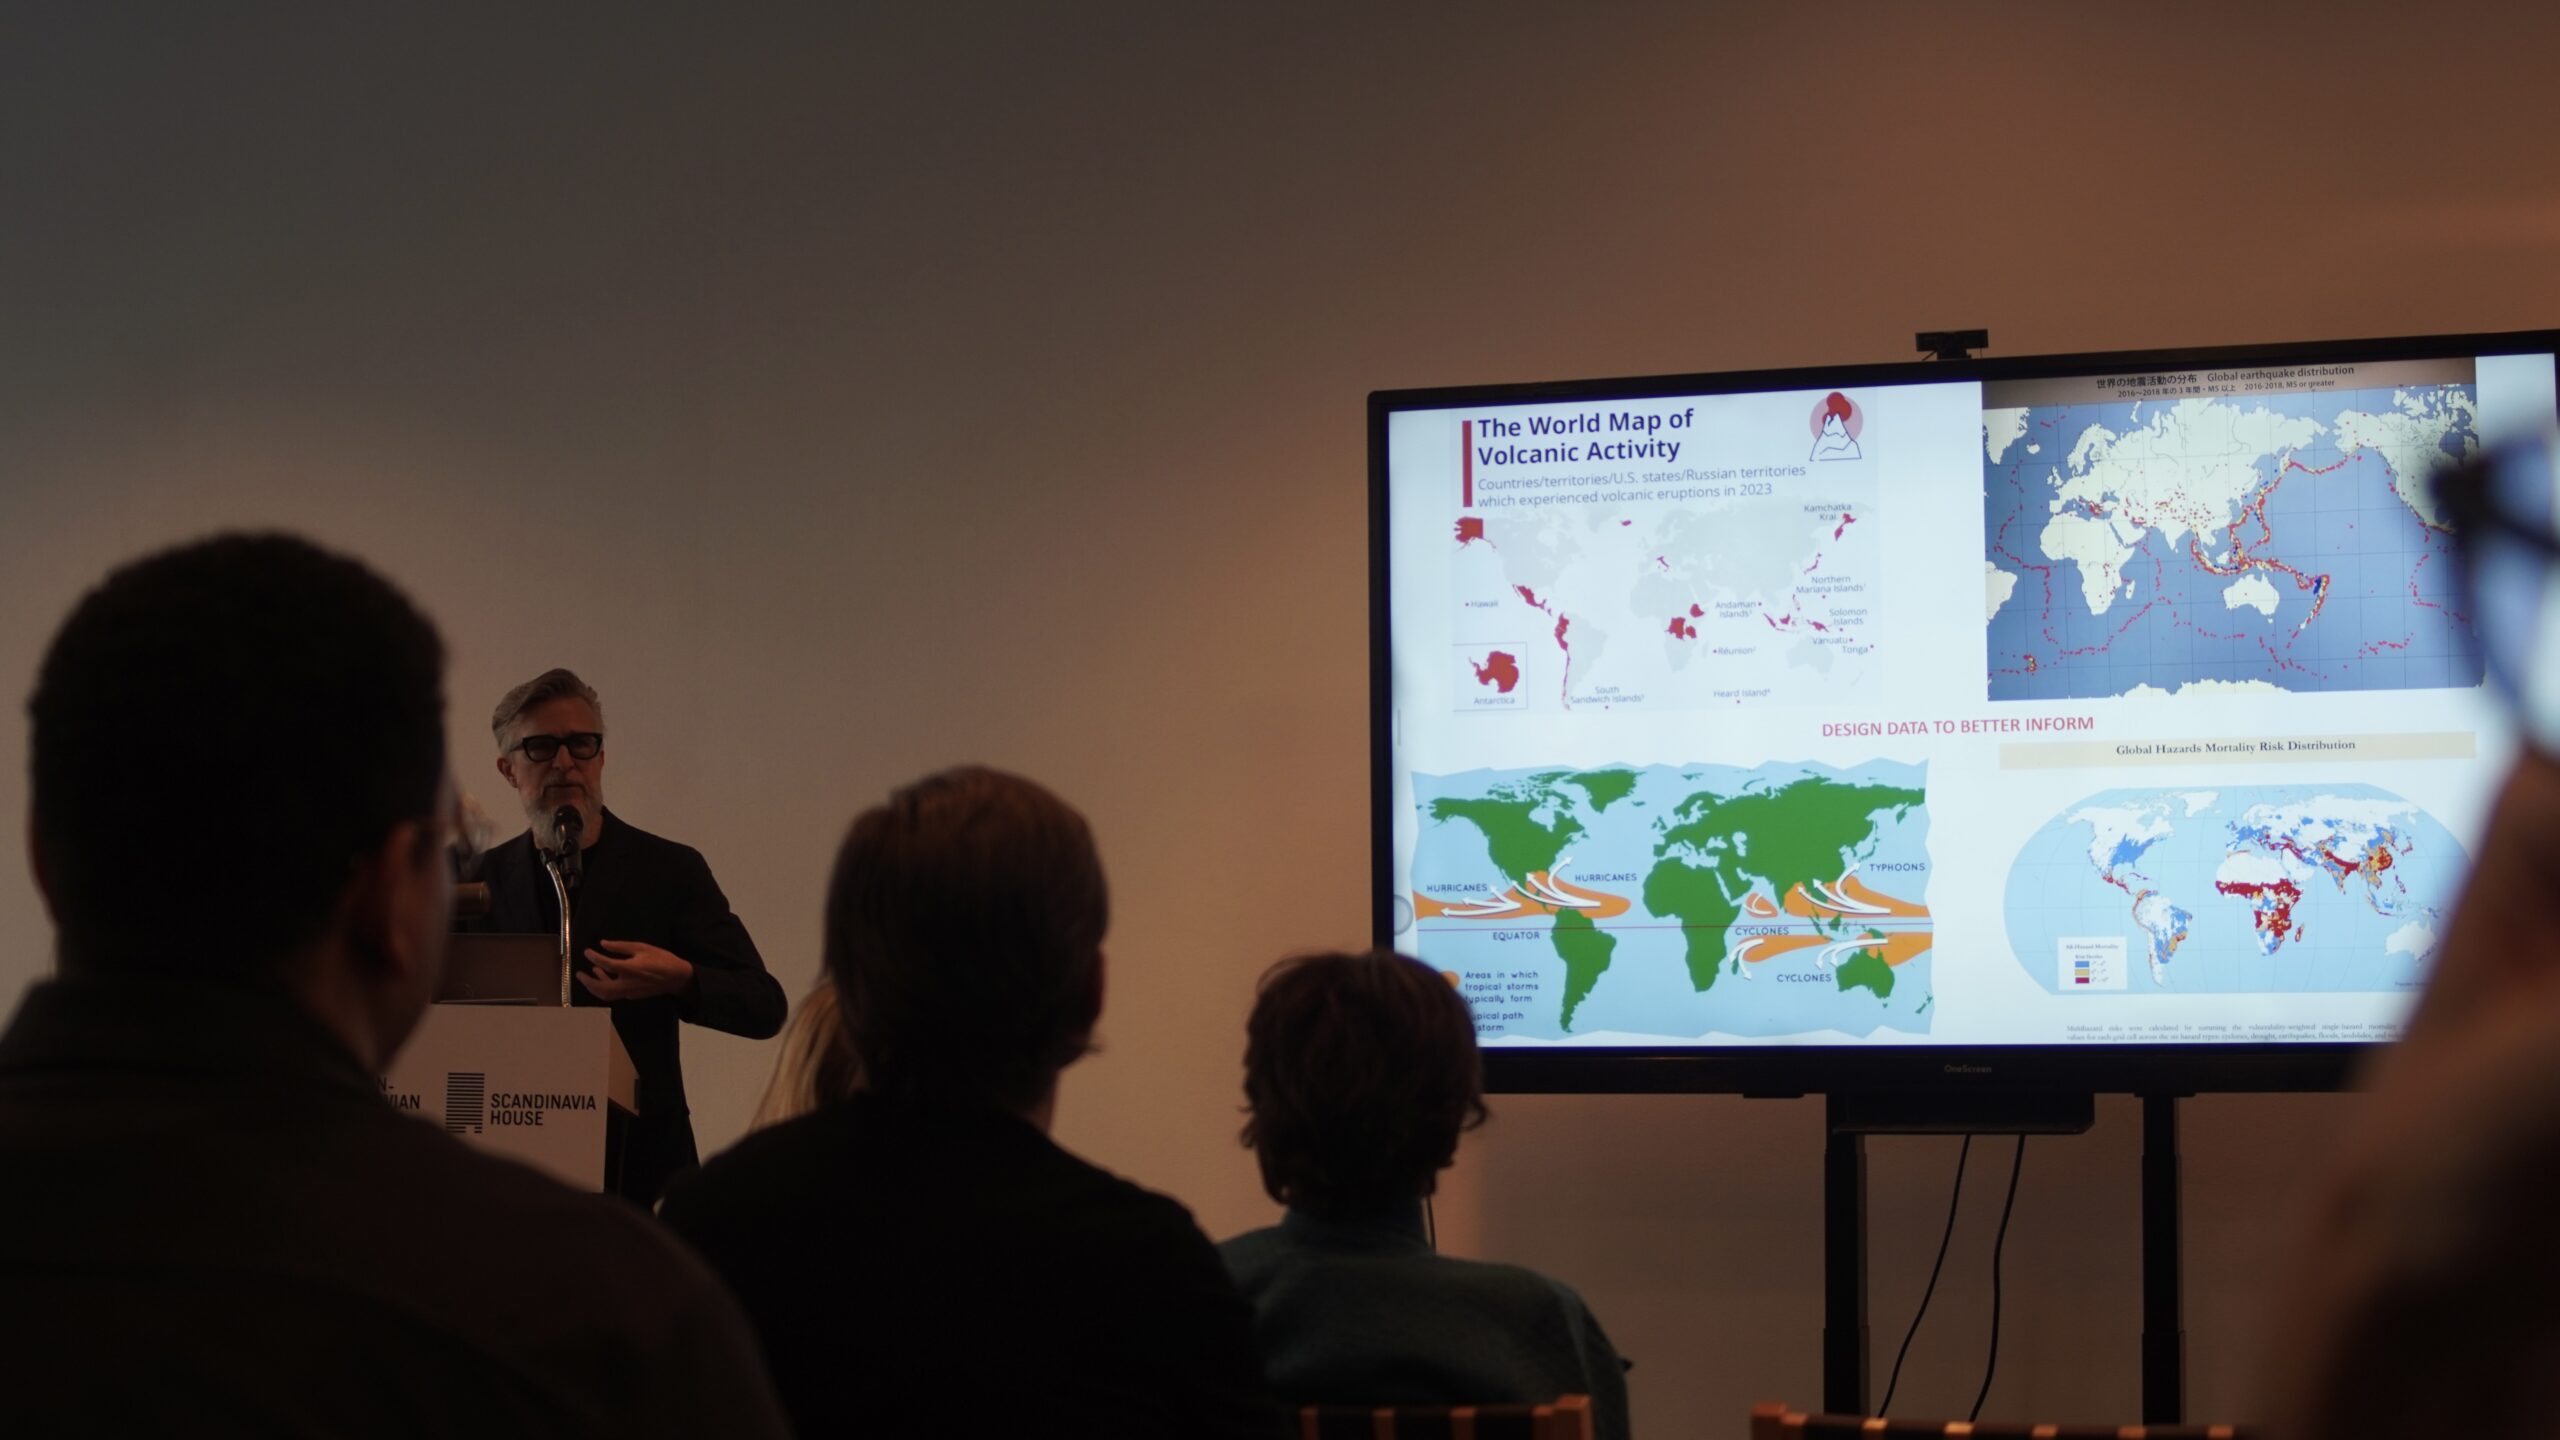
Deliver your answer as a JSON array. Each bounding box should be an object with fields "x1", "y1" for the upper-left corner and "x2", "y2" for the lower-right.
[
  {"x1": 539, "y1": 806, "x2": 584, "y2": 1007},
  {"x1": 551, "y1": 805, "x2": 584, "y2": 888}
]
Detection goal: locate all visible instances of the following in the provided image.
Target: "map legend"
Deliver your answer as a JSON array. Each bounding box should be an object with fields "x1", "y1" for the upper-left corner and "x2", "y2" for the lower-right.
[{"x1": 2058, "y1": 937, "x2": 2128, "y2": 991}]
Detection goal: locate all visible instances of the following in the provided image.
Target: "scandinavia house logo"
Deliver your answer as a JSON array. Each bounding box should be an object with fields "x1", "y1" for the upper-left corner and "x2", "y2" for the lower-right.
[{"x1": 445, "y1": 1071, "x2": 486, "y2": 1134}]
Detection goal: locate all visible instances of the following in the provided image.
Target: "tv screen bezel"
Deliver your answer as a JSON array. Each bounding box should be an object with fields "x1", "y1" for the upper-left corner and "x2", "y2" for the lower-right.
[{"x1": 1370, "y1": 327, "x2": 2560, "y2": 1097}]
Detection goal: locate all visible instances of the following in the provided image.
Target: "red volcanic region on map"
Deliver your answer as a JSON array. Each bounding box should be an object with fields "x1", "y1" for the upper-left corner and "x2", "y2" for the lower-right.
[
  {"x1": 1470, "y1": 651, "x2": 1521, "y2": 694},
  {"x1": 1454, "y1": 516, "x2": 1487, "y2": 546},
  {"x1": 1507, "y1": 585, "x2": 1582, "y2": 706}
]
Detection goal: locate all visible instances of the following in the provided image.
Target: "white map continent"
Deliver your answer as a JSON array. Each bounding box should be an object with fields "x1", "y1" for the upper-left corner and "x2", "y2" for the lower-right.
[
  {"x1": 2212, "y1": 848, "x2": 2306, "y2": 890},
  {"x1": 1481, "y1": 510, "x2": 1585, "y2": 595},
  {"x1": 1985, "y1": 562, "x2": 2018, "y2": 623},
  {"x1": 1649, "y1": 505, "x2": 1803, "y2": 605},
  {"x1": 2120, "y1": 679, "x2": 2284, "y2": 699},
  {"x1": 2386, "y1": 919, "x2": 2438, "y2": 961},
  {"x1": 2234, "y1": 795, "x2": 2420, "y2": 895},
  {"x1": 2331, "y1": 387, "x2": 2477, "y2": 529},
  {"x1": 2038, "y1": 399, "x2": 2326, "y2": 617},
  {"x1": 2221, "y1": 572, "x2": 2279, "y2": 619},
  {"x1": 2068, "y1": 800, "x2": 2174, "y2": 875},
  {"x1": 1984, "y1": 407, "x2": 2030, "y2": 464}
]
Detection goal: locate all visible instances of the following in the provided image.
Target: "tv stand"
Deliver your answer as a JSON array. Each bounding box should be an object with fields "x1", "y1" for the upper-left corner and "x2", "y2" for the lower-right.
[
  {"x1": 1830, "y1": 1091, "x2": 2094, "y2": 1134},
  {"x1": 1822, "y1": 1092, "x2": 2185, "y2": 1422}
]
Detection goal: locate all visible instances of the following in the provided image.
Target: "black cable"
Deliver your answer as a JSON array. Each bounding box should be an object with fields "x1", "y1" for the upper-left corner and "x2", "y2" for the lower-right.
[
  {"x1": 1876, "y1": 1134, "x2": 1972, "y2": 1416},
  {"x1": 1424, "y1": 1194, "x2": 1437, "y2": 1250},
  {"x1": 1970, "y1": 1136, "x2": 2028, "y2": 1423}
]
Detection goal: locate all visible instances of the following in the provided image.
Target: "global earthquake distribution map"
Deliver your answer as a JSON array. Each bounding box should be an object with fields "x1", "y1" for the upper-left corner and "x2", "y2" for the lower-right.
[
  {"x1": 1983, "y1": 383, "x2": 2482, "y2": 700},
  {"x1": 1412, "y1": 761, "x2": 1933, "y2": 1041},
  {"x1": 2003, "y1": 784, "x2": 2464, "y2": 995},
  {"x1": 1450, "y1": 483, "x2": 1877, "y2": 714}
]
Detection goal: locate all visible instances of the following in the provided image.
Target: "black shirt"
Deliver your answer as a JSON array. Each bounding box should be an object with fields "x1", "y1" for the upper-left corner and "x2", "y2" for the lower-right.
[
  {"x1": 469, "y1": 809, "x2": 786, "y2": 1205},
  {"x1": 0, "y1": 974, "x2": 790, "y2": 1439},
  {"x1": 663, "y1": 1091, "x2": 1281, "y2": 1439}
]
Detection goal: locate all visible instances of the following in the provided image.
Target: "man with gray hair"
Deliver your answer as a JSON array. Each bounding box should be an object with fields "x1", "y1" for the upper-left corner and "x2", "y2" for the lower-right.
[{"x1": 469, "y1": 667, "x2": 786, "y2": 1205}]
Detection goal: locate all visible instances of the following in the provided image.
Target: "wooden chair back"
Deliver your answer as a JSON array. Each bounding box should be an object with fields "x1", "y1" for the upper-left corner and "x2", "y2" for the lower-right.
[
  {"x1": 1300, "y1": 1393, "x2": 1595, "y2": 1440},
  {"x1": 1750, "y1": 1401, "x2": 2258, "y2": 1440}
]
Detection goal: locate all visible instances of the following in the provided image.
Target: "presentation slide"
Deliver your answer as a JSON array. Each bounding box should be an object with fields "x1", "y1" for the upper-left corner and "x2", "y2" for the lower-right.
[{"x1": 1383, "y1": 350, "x2": 2557, "y2": 1049}]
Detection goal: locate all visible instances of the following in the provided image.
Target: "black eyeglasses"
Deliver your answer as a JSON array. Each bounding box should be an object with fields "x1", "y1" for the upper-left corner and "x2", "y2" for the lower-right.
[{"x1": 514, "y1": 731, "x2": 603, "y2": 763}]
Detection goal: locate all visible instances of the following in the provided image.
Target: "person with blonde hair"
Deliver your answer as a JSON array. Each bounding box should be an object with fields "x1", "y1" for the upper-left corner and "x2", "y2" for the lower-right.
[{"x1": 748, "y1": 981, "x2": 859, "y2": 1131}]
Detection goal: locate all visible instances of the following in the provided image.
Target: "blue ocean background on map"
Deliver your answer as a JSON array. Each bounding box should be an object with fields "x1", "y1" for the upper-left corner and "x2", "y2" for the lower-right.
[
  {"x1": 1984, "y1": 389, "x2": 2482, "y2": 700},
  {"x1": 1411, "y1": 761, "x2": 1933, "y2": 1041}
]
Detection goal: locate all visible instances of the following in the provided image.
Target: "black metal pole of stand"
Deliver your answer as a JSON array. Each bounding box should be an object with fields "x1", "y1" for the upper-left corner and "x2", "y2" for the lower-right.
[
  {"x1": 1826, "y1": 1092, "x2": 2146, "y2": 1420},
  {"x1": 1822, "y1": 1097, "x2": 1869, "y2": 1415},
  {"x1": 2141, "y1": 1094, "x2": 2186, "y2": 1424}
]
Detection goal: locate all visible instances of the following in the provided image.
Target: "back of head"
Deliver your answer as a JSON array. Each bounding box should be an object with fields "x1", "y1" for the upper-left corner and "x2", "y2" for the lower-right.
[
  {"x1": 1242, "y1": 949, "x2": 1489, "y2": 1218},
  {"x1": 824, "y1": 766, "x2": 1107, "y2": 1114},
  {"x1": 27, "y1": 533, "x2": 447, "y2": 981}
]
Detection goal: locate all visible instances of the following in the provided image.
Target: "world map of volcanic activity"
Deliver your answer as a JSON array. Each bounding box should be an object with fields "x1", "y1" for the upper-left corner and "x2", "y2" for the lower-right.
[
  {"x1": 1984, "y1": 384, "x2": 2481, "y2": 700},
  {"x1": 1411, "y1": 761, "x2": 1933, "y2": 1041},
  {"x1": 1448, "y1": 478, "x2": 1876, "y2": 715},
  {"x1": 2005, "y1": 784, "x2": 2464, "y2": 997}
]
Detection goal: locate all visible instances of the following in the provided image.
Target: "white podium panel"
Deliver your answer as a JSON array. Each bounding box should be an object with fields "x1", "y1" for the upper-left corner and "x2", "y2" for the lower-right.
[{"x1": 381, "y1": 1005, "x2": 636, "y2": 1191}]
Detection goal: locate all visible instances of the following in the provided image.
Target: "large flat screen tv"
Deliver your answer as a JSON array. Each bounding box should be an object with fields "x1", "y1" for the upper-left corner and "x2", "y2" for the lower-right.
[{"x1": 1372, "y1": 330, "x2": 2558, "y2": 1095}]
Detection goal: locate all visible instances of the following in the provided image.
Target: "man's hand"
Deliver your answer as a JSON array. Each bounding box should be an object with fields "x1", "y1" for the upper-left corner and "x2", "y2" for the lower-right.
[{"x1": 580, "y1": 940, "x2": 696, "y2": 1001}]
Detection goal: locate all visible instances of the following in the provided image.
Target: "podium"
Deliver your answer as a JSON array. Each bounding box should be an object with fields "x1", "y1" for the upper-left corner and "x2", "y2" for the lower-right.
[{"x1": 381, "y1": 934, "x2": 637, "y2": 1192}]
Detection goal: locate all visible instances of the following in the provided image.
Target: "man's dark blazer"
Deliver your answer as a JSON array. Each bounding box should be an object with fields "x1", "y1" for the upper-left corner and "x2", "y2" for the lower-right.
[{"x1": 468, "y1": 808, "x2": 785, "y2": 1205}]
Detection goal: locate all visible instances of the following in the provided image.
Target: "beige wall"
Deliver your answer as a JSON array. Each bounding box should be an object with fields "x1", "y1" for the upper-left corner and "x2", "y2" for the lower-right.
[{"x1": 0, "y1": 4, "x2": 2549, "y2": 1433}]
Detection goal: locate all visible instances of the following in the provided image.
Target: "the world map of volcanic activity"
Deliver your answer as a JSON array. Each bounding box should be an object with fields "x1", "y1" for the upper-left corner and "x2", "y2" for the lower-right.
[
  {"x1": 1984, "y1": 384, "x2": 2480, "y2": 701},
  {"x1": 2005, "y1": 784, "x2": 2464, "y2": 996},
  {"x1": 1411, "y1": 761, "x2": 1932, "y2": 1042},
  {"x1": 1449, "y1": 480, "x2": 1875, "y2": 715}
]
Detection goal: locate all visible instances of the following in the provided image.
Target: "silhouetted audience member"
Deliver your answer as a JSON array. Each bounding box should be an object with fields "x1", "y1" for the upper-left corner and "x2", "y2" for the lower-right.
[
  {"x1": 0, "y1": 534, "x2": 787, "y2": 1438},
  {"x1": 663, "y1": 766, "x2": 1276, "y2": 1437},
  {"x1": 2265, "y1": 440, "x2": 2560, "y2": 1438},
  {"x1": 2265, "y1": 749, "x2": 2560, "y2": 1439},
  {"x1": 1221, "y1": 950, "x2": 1630, "y2": 1440}
]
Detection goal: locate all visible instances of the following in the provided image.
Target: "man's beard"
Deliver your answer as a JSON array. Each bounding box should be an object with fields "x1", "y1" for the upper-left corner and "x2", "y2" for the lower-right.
[{"x1": 524, "y1": 786, "x2": 600, "y2": 852}]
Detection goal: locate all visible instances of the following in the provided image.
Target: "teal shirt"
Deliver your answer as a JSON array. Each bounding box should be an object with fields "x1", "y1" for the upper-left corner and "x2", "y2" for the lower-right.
[{"x1": 1219, "y1": 1203, "x2": 1631, "y2": 1440}]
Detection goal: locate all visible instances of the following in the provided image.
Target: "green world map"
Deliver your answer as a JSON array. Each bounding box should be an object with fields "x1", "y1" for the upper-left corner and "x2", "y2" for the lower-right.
[{"x1": 1413, "y1": 762, "x2": 1933, "y2": 1040}]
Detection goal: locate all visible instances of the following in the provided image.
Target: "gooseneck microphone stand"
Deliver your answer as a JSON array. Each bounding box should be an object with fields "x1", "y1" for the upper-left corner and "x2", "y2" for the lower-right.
[{"x1": 543, "y1": 806, "x2": 584, "y2": 1008}]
